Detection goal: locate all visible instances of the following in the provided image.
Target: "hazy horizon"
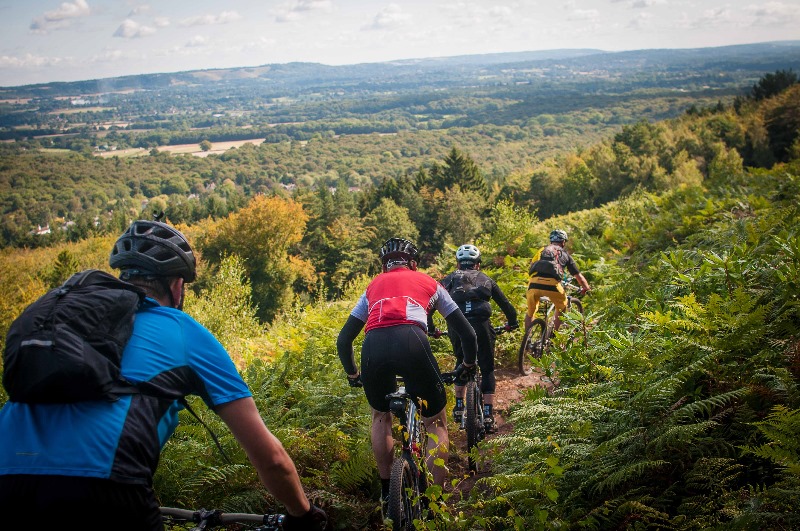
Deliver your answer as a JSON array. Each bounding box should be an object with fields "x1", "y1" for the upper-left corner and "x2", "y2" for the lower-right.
[{"x1": 2, "y1": 0, "x2": 799, "y2": 87}]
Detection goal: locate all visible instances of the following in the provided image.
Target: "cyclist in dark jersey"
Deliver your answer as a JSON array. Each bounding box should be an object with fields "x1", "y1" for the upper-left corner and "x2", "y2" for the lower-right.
[
  {"x1": 438, "y1": 244, "x2": 518, "y2": 432},
  {"x1": 336, "y1": 237, "x2": 478, "y2": 507},
  {"x1": 0, "y1": 220, "x2": 328, "y2": 531}
]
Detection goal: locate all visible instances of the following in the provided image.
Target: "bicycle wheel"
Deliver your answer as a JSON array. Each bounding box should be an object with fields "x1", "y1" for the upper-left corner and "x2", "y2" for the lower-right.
[
  {"x1": 464, "y1": 379, "x2": 483, "y2": 472},
  {"x1": 388, "y1": 456, "x2": 422, "y2": 530},
  {"x1": 568, "y1": 297, "x2": 583, "y2": 316},
  {"x1": 518, "y1": 318, "x2": 547, "y2": 374}
]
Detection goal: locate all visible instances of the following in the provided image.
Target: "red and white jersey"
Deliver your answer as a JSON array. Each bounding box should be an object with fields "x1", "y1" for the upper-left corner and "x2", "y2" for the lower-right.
[{"x1": 351, "y1": 267, "x2": 459, "y2": 332}]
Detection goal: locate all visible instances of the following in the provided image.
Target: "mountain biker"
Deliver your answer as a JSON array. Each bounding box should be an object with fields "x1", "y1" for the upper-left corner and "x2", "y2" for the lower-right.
[
  {"x1": 336, "y1": 237, "x2": 478, "y2": 509},
  {"x1": 0, "y1": 219, "x2": 329, "y2": 531},
  {"x1": 437, "y1": 244, "x2": 518, "y2": 432},
  {"x1": 526, "y1": 229, "x2": 591, "y2": 333}
]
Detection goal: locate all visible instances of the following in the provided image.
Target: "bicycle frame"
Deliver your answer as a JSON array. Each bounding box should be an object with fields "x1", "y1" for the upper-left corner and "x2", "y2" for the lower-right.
[
  {"x1": 385, "y1": 378, "x2": 429, "y2": 530},
  {"x1": 518, "y1": 279, "x2": 584, "y2": 375}
]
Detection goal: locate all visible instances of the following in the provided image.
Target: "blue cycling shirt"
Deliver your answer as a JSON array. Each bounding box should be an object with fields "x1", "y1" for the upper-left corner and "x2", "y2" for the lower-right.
[{"x1": 0, "y1": 298, "x2": 251, "y2": 485}]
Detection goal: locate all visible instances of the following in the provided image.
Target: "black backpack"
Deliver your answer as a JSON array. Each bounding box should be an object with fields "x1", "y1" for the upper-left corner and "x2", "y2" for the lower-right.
[
  {"x1": 446, "y1": 269, "x2": 483, "y2": 304},
  {"x1": 3, "y1": 269, "x2": 145, "y2": 403},
  {"x1": 530, "y1": 244, "x2": 565, "y2": 279},
  {"x1": 3, "y1": 269, "x2": 233, "y2": 462}
]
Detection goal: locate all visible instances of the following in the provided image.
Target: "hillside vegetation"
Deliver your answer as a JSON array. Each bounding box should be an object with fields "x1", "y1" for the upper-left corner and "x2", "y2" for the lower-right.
[{"x1": 1, "y1": 74, "x2": 799, "y2": 529}]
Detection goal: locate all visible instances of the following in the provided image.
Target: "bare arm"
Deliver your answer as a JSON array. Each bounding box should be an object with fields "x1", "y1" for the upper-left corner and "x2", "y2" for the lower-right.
[
  {"x1": 575, "y1": 272, "x2": 591, "y2": 293},
  {"x1": 216, "y1": 397, "x2": 311, "y2": 517}
]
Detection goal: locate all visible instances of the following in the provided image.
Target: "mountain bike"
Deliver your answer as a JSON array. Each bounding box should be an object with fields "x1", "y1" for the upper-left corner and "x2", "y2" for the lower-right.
[
  {"x1": 518, "y1": 278, "x2": 585, "y2": 375},
  {"x1": 160, "y1": 506, "x2": 285, "y2": 530},
  {"x1": 384, "y1": 376, "x2": 430, "y2": 531}
]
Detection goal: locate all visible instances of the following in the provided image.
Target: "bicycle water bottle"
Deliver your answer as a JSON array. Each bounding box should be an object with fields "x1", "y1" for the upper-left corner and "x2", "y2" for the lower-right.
[{"x1": 465, "y1": 301, "x2": 472, "y2": 314}]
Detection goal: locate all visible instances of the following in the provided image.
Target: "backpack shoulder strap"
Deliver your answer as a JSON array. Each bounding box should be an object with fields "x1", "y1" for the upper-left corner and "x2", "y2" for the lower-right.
[
  {"x1": 178, "y1": 397, "x2": 233, "y2": 465},
  {"x1": 115, "y1": 379, "x2": 234, "y2": 465}
]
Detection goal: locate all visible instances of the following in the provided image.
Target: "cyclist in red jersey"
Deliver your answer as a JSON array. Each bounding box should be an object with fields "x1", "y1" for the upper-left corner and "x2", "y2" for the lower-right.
[{"x1": 336, "y1": 237, "x2": 478, "y2": 508}]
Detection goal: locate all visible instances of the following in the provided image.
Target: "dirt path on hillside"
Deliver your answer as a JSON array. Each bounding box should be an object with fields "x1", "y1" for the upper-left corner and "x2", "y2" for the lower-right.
[{"x1": 446, "y1": 367, "x2": 555, "y2": 501}]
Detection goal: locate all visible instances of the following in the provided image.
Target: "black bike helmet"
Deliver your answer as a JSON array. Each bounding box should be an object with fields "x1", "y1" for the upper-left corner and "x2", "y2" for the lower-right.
[
  {"x1": 456, "y1": 244, "x2": 481, "y2": 264},
  {"x1": 109, "y1": 220, "x2": 197, "y2": 282},
  {"x1": 549, "y1": 229, "x2": 568, "y2": 243},
  {"x1": 379, "y1": 237, "x2": 419, "y2": 265}
]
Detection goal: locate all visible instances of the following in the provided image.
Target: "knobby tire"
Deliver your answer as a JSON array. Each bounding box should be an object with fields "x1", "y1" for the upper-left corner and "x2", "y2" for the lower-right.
[
  {"x1": 518, "y1": 318, "x2": 547, "y2": 375},
  {"x1": 464, "y1": 379, "x2": 483, "y2": 472},
  {"x1": 388, "y1": 455, "x2": 422, "y2": 531}
]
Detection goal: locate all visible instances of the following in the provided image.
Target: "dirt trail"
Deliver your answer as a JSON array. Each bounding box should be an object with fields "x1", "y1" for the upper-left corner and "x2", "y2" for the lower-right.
[{"x1": 446, "y1": 367, "x2": 554, "y2": 500}]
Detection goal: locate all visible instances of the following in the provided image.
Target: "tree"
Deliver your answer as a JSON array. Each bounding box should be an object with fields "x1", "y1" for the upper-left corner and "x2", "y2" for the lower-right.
[
  {"x1": 430, "y1": 147, "x2": 489, "y2": 197},
  {"x1": 364, "y1": 197, "x2": 419, "y2": 255},
  {"x1": 197, "y1": 195, "x2": 311, "y2": 323},
  {"x1": 436, "y1": 188, "x2": 486, "y2": 246},
  {"x1": 750, "y1": 69, "x2": 798, "y2": 101},
  {"x1": 199, "y1": 140, "x2": 213, "y2": 152}
]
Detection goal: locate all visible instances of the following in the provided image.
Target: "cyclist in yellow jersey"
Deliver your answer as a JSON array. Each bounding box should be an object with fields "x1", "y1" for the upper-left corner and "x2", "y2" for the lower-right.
[{"x1": 526, "y1": 229, "x2": 591, "y2": 333}]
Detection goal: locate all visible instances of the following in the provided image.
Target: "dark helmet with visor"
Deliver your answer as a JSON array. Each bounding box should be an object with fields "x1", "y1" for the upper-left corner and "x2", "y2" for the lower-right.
[
  {"x1": 379, "y1": 237, "x2": 419, "y2": 266},
  {"x1": 109, "y1": 220, "x2": 196, "y2": 282}
]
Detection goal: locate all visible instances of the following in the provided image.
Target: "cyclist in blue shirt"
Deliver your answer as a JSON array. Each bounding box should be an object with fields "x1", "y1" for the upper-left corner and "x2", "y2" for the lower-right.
[{"x1": 0, "y1": 220, "x2": 328, "y2": 531}]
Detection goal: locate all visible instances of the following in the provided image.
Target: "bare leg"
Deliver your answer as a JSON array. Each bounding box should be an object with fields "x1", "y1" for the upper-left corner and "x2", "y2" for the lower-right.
[
  {"x1": 454, "y1": 384, "x2": 465, "y2": 401},
  {"x1": 371, "y1": 408, "x2": 394, "y2": 479},
  {"x1": 422, "y1": 410, "x2": 449, "y2": 486},
  {"x1": 483, "y1": 392, "x2": 494, "y2": 407},
  {"x1": 553, "y1": 309, "x2": 563, "y2": 332}
]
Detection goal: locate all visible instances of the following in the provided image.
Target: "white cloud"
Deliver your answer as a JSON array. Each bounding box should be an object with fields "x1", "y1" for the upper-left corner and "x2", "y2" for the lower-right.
[
  {"x1": 631, "y1": 0, "x2": 666, "y2": 7},
  {"x1": 128, "y1": 5, "x2": 151, "y2": 17},
  {"x1": 363, "y1": 4, "x2": 412, "y2": 30},
  {"x1": 0, "y1": 53, "x2": 67, "y2": 68},
  {"x1": 89, "y1": 49, "x2": 129, "y2": 64},
  {"x1": 113, "y1": 19, "x2": 157, "y2": 39},
  {"x1": 627, "y1": 12, "x2": 653, "y2": 29},
  {"x1": 154, "y1": 17, "x2": 170, "y2": 28},
  {"x1": 30, "y1": 0, "x2": 91, "y2": 34},
  {"x1": 747, "y1": 1, "x2": 800, "y2": 26},
  {"x1": 292, "y1": 0, "x2": 333, "y2": 12},
  {"x1": 179, "y1": 11, "x2": 242, "y2": 27},
  {"x1": 275, "y1": 0, "x2": 333, "y2": 23},
  {"x1": 569, "y1": 9, "x2": 600, "y2": 20},
  {"x1": 186, "y1": 35, "x2": 208, "y2": 48}
]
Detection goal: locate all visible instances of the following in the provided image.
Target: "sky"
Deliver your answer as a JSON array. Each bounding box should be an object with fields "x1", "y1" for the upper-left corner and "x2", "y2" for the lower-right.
[{"x1": 1, "y1": 0, "x2": 799, "y2": 87}]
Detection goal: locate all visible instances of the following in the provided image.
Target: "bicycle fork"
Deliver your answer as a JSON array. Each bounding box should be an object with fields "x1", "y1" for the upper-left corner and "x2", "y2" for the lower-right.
[{"x1": 389, "y1": 393, "x2": 424, "y2": 478}]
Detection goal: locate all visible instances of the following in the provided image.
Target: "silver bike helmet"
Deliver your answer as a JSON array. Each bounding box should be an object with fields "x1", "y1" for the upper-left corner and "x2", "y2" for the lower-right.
[
  {"x1": 549, "y1": 229, "x2": 568, "y2": 243},
  {"x1": 456, "y1": 244, "x2": 481, "y2": 264}
]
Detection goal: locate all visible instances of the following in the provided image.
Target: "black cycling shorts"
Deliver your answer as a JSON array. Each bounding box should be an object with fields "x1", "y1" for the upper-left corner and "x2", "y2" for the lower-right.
[
  {"x1": 361, "y1": 324, "x2": 447, "y2": 417},
  {"x1": 0, "y1": 474, "x2": 164, "y2": 530}
]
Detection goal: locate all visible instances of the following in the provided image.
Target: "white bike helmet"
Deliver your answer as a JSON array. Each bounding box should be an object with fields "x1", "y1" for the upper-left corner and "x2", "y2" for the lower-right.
[{"x1": 456, "y1": 244, "x2": 481, "y2": 264}]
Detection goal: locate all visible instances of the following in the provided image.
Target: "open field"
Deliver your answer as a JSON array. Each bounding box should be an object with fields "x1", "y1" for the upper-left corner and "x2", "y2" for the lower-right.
[{"x1": 96, "y1": 138, "x2": 267, "y2": 158}]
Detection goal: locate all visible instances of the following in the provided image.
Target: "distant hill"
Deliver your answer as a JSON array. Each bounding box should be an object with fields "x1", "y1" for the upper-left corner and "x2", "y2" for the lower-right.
[{"x1": 1, "y1": 41, "x2": 798, "y2": 98}]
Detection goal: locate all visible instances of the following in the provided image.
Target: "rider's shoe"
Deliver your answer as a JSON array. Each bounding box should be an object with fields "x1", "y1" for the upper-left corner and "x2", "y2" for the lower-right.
[
  {"x1": 452, "y1": 404, "x2": 464, "y2": 424},
  {"x1": 484, "y1": 413, "x2": 498, "y2": 433}
]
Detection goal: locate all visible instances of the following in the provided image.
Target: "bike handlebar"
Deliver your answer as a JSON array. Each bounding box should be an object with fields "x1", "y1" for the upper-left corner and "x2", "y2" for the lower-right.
[
  {"x1": 160, "y1": 507, "x2": 285, "y2": 529},
  {"x1": 429, "y1": 324, "x2": 519, "y2": 338}
]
